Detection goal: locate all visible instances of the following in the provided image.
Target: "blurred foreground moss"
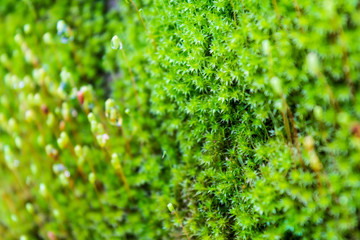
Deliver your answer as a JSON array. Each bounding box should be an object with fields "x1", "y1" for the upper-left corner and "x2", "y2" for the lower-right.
[{"x1": 1, "y1": 0, "x2": 360, "y2": 239}]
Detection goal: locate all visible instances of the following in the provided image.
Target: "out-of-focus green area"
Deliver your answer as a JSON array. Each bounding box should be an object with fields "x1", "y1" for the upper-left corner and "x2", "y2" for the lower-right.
[{"x1": 1, "y1": 0, "x2": 360, "y2": 239}]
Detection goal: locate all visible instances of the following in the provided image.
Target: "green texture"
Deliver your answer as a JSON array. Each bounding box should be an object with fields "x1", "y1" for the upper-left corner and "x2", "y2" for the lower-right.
[{"x1": 1, "y1": 0, "x2": 360, "y2": 239}]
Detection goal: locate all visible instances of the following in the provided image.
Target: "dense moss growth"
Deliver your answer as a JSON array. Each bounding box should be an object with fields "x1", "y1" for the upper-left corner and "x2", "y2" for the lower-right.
[{"x1": 1, "y1": 0, "x2": 360, "y2": 239}]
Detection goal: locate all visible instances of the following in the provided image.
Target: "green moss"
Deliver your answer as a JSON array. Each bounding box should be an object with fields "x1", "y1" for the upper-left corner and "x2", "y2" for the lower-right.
[{"x1": 0, "y1": 0, "x2": 360, "y2": 239}]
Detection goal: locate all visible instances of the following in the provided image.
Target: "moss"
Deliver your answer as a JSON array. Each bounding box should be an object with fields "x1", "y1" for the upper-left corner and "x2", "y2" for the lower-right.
[{"x1": 0, "y1": 0, "x2": 360, "y2": 239}]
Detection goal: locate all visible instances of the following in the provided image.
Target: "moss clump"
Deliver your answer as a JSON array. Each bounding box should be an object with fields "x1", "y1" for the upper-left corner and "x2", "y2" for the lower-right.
[{"x1": 1, "y1": 0, "x2": 360, "y2": 239}]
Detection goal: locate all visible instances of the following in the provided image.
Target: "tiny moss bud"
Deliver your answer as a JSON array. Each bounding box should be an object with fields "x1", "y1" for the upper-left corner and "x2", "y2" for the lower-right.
[
  {"x1": 8, "y1": 118, "x2": 18, "y2": 131},
  {"x1": 45, "y1": 144, "x2": 53, "y2": 156},
  {"x1": 309, "y1": 152, "x2": 322, "y2": 172},
  {"x1": 105, "y1": 98, "x2": 115, "y2": 110},
  {"x1": 37, "y1": 135, "x2": 45, "y2": 146},
  {"x1": 77, "y1": 156, "x2": 85, "y2": 167},
  {"x1": 53, "y1": 209, "x2": 60, "y2": 219},
  {"x1": 30, "y1": 163, "x2": 37, "y2": 174},
  {"x1": 39, "y1": 183, "x2": 47, "y2": 197},
  {"x1": 33, "y1": 93, "x2": 42, "y2": 105},
  {"x1": 74, "y1": 145, "x2": 83, "y2": 158},
  {"x1": 96, "y1": 133, "x2": 109, "y2": 148},
  {"x1": 90, "y1": 120, "x2": 98, "y2": 133},
  {"x1": 105, "y1": 99, "x2": 122, "y2": 126},
  {"x1": 57, "y1": 132, "x2": 69, "y2": 149},
  {"x1": 80, "y1": 85, "x2": 93, "y2": 103},
  {"x1": 270, "y1": 77, "x2": 282, "y2": 95},
  {"x1": 45, "y1": 144, "x2": 58, "y2": 159},
  {"x1": 25, "y1": 110, "x2": 35, "y2": 122},
  {"x1": 1, "y1": 95, "x2": 9, "y2": 107},
  {"x1": 111, "y1": 153, "x2": 120, "y2": 169},
  {"x1": 167, "y1": 203, "x2": 175, "y2": 213},
  {"x1": 24, "y1": 24, "x2": 31, "y2": 34},
  {"x1": 59, "y1": 172, "x2": 69, "y2": 186},
  {"x1": 15, "y1": 136, "x2": 22, "y2": 149},
  {"x1": 88, "y1": 112, "x2": 95, "y2": 122},
  {"x1": 262, "y1": 40, "x2": 271, "y2": 56},
  {"x1": 111, "y1": 35, "x2": 122, "y2": 50},
  {"x1": 60, "y1": 132, "x2": 69, "y2": 143},
  {"x1": 306, "y1": 52, "x2": 320, "y2": 76},
  {"x1": 46, "y1": 113, "x2": 55, "y2": 127},
  {"x1": 109, "y1": 108, "x2": 118, "y2": 123},
  {"x1": 97, "y1": 123, "x2": 105, "y2": 134},
  {"x1": 61, "y1": 102, "x2": 70, "y2": 121},
  {"x1": 89, "y1": 172, "x2": 96, "y2": 184},
  {"x1": 54, "y1": 107, "x2": 61, "y2": 116},
  {"x1": 25, "y1": 203, "x2": 34, "y2": 214},
  {"x1": 11, "y1": 214, "x2": 17, "y2": 222},
  {"x1": 313, "y1": 106, "x2": 323, "y2": 121},
  {"x1": 60, "y1": 68, "x2": 71, "y2": 83},
  {"x1": 111, "y1": 153, "x2": 118, "y2": 160},
  {"x1": 303, "y1": 136, "x2": 315, "y2": 151},
  {"x1": 59, "y1": 120, "x2": 66, "y2": 131},
  {"x1": 14, "y1": 33, "x2": 24, "y2": 45},
  {"x1": 0, "y1": 53, "x2": 9, "y2": 65},
  {"x1": 20, "y1": 235, "x2": 28, "y2": 240},
  {"x1": 57, "y1": 139, "x2": 64, "y2": 148},
  {"x1": 337, "y1": 112, "x2": 350, "y2": 126}
]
